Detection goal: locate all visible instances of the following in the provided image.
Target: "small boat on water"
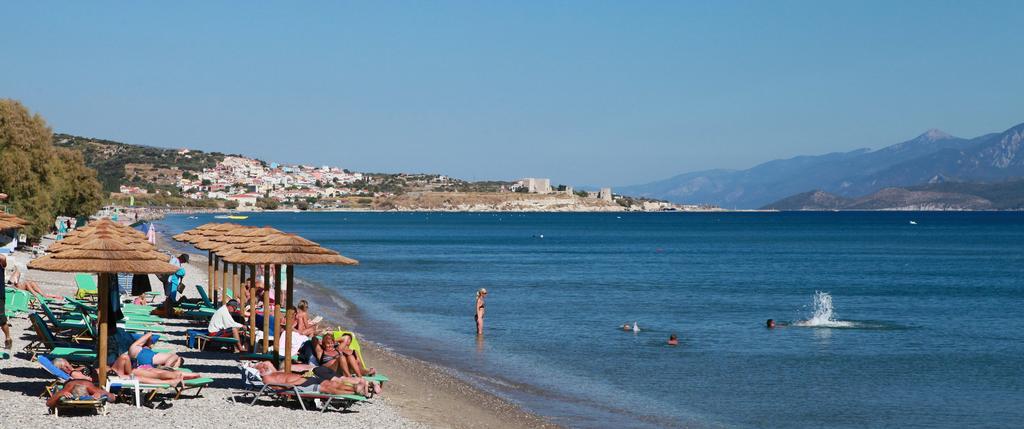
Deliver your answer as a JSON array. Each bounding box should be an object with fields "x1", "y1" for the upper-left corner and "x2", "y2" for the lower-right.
[{"x1": 214, "y1": 214, "x2": 249, "y2": 220}]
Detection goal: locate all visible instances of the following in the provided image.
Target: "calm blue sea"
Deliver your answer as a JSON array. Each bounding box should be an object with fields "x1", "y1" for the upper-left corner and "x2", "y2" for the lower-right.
[{"x1": 158, "y1": 212, "x2": 1024, "y2": 428}]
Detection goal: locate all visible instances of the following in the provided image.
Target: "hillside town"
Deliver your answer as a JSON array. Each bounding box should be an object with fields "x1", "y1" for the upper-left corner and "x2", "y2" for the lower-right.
[{"x1": 111, "y1": 151, "x2": 711, "y2": 212}]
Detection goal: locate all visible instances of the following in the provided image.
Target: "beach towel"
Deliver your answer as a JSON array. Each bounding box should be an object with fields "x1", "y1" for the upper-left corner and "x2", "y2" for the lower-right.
[{"x1": 131, "y1": 274, "x2": 152, "y2": 296}]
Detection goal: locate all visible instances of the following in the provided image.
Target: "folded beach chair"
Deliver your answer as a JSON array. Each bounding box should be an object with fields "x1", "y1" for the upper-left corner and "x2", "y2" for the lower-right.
[
  {"x1": 25, "y1": 313, "x2": 96, "y2": 363},
  {"x1": 74, "y1": 274, "x2": 98, "y2": 300},
  {"x1": 231, "y1": 363, "x2": 366, "y2": 412}
]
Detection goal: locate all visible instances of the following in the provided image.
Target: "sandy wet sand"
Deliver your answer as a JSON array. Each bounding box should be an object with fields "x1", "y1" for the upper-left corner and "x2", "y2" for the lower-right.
[{"x1": 0, "y1": 240, "x2": 555, "y2": 428}]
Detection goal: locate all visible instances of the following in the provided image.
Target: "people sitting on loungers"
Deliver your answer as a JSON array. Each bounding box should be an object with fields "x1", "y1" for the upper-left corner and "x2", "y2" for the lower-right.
[
  {"x1": 208, "y1": 299, "x2": 246, "y2": 352},
  {"x1": 314, "y1": 335, "x2": 382, "y2": 394},
  {"x1": 318, "y1": 333, "x2": 376, "y2": 378},
  {"x1": 254, "y1": 360, "x2": 371, "y2": 397},
  {"x1": 45, "y1": 379, "x2": 112, "y2": 409}
]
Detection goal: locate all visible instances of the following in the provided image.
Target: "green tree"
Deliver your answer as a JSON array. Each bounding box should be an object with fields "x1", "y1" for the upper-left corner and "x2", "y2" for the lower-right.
[{"x1": 0, "y1": 99, "x2": 103, "y2": 238}]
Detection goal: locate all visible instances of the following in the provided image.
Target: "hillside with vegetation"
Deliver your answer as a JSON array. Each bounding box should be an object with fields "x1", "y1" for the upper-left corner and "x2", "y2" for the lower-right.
[{"x1": 53, "y1": 133, "x2": 227, "y2": 193}]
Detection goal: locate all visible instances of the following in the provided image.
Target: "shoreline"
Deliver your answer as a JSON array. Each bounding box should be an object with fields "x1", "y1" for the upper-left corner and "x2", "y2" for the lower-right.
[{"x1": 173, "y1": 244, "x2": 558, "y2": 429}]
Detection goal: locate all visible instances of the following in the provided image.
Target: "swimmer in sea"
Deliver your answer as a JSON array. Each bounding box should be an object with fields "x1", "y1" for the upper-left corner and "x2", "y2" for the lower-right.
[
  {"x1": 766, "y1": 319, "x2": 775, "y2": 329},
  {"x1": 668, "y1": 334, "x2": 679, "y2": 346},
  {"x1": 621, "y1": 323, "x2": 631, "y2": 332}
]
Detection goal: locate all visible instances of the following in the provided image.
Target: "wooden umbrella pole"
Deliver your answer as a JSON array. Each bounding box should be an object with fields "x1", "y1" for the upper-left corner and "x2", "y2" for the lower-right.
[
  {"x1": 248, "y1": 264, "x2": 257, "y2": 351},
  {"x1": 272, "y1": 264, "x2": 282, "y2": 359},
  {"x1": 206, "y1": 250, "x2": 213, "y2": 303},
  {"x1": 221, "y1": 258, "x2": 229, "y2": 305},
  {"x1": 231, "y1": 263, "x2": 239, "y2": 302},
  {"x1": 284, "y1": 264, "x2": 295, "y2": 373},
  {"x1": 261, "y1": 264, "x2": 270, "y2": 354},
  {"x1": 97, "y1": 273, "x2": 110, "y2": 388}
]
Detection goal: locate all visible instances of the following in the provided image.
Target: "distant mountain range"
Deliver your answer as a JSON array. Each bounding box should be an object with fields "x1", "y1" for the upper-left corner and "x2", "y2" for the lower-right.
[
  {"x1": 763, "y1": 180, "x2": 1024, "y2": 210},
  {"x1": 619, "y1": 121, "x2": 1024, "y2": 209}
]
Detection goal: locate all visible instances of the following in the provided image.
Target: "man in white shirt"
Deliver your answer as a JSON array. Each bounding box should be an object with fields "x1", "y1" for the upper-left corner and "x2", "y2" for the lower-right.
[{"x1": 207, "y1": 299, "x2": 246, "y2": 352}]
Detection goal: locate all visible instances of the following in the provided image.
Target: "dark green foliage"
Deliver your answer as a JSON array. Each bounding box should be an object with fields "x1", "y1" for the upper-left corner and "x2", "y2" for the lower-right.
[{"x1": 0, "y1": 100, "x2": 104, "y2": 238}]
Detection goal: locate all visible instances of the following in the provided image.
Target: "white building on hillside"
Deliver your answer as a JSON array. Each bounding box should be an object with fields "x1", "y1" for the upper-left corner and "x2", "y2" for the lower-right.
[{"x1": 517, "y1": 178, "x2": 552, "y2": 194}]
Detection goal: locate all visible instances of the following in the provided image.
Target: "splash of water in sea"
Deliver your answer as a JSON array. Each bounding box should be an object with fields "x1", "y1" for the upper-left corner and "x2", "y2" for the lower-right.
[{"x1": 794, "y1": 291, "x2": 855, "y2": 328}]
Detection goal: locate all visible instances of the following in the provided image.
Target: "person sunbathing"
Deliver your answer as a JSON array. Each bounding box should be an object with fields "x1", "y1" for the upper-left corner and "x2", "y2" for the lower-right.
[
  {"x1": 8, "y1": 262, "x2": 62, "y2": 300},
  {"x1": 45, "y1": 379, "x2": 112, "y2": 409},
  {"x1": 52, "y1": 358, "x2": 98, "y2": 381},
  {"x1": 109, "y1": 353, "x2": 200, "y2": 386},
  {"x1": 253, "y1": 360, "x2": 370, "y2": 396},
  {"x1": 335, "y1": 333, "x2": 377, "y2": 377},
  {"x1": 314, "y1": 334, "x2": 381, "y2": 394},
  {"x1": 126, "y1": 332, "x2": 186, "y2": 368}
]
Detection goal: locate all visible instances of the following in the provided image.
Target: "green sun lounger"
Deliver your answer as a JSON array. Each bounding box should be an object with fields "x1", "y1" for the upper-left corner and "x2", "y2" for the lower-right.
[
  {"x1": 26, "y1": 314, "x2": 96, "y2": 363},
  {"x1": 5, "y1": 287, "x2": 31, "y2": 317},
  {"x1": 39, "y1": 301, "x2": 91, "y2": 342},
  {"x1": 74, "y1": 274, "x2": 98, "y2": 300}
]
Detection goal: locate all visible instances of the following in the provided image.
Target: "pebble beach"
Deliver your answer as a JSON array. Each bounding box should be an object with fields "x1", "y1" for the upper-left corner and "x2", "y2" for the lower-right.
[{"x1": 0, "y1": 238, "x2": 555, "y2": 429}]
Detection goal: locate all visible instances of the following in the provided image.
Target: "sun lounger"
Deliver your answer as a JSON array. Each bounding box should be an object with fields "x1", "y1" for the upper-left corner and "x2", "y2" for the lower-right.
[
  {"x1": 191, "y1": 332, "x2": 240, "y2": 350},
  {"x1": 37, "y1": 357, "x2": 109, "y2": 416},
  {"x1": 26, "y1": 313, "x2": 96, "y2": 362},
  {"x1": 231, "y1": 363, "x2": 366, "y2": 412},
  {"x1": 74, "y1": 274, "x2": 98, "y2": 300},
  {"x1": 51, "y1": 397, "x2": 109, "y2": 416},
  {"x1": 38, "y1": 300, "x2": 91, "y2": 342},
  {"x1": 4, "y1": 287, "x2": 31, "y2": 317}
]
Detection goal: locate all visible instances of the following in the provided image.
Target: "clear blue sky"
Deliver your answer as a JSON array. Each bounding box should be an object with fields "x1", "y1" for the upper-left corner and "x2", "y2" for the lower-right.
[{"x1": 2, "y1": 1, "x2": 1022, "y2": 186}]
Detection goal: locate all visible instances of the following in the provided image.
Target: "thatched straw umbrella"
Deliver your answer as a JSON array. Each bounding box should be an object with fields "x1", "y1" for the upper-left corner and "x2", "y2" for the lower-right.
[
  {"x1": 29, "y1": 236, "x2": 178, "y2": 386},
  {"x1": 181, "y1": 224, "x2": 244, "y2": 304},
  {"x1": 0, "y1": 212, "x2": 31, "y2": 226},
  {"x1": 223, "y1": 234, "x2": 357, "y2": 372}
]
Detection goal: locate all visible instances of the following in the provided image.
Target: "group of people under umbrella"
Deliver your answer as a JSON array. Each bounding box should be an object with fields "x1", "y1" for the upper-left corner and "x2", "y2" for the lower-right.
[{"x1": 29, "y1": 218, "x2": 357, "y2": 388}]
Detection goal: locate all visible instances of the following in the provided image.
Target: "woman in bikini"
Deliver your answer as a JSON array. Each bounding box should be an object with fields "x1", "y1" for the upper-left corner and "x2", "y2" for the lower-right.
[
  {"x1": 316, "y1": 334, "x2": 382, "y2": 393},
  {"x1": 475, "y1": 288, "x2": 487, "y2": 335}
]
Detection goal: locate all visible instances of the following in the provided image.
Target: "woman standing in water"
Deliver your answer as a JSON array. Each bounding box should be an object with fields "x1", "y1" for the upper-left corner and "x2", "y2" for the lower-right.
[{"x1": 475, "y1": 288, "x2": 487, "y2": 335}]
